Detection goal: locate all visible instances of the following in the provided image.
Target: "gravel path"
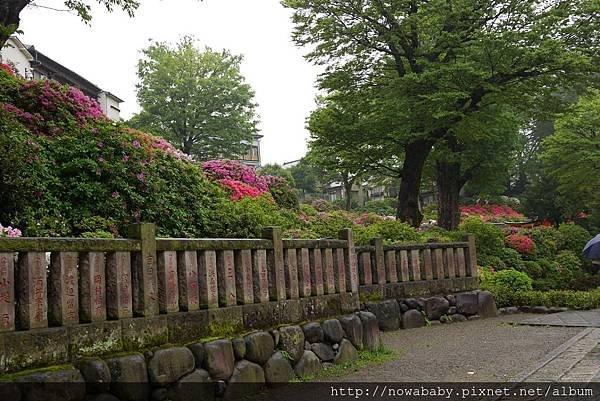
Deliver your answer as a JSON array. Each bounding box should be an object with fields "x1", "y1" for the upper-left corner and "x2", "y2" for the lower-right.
[{"x1": 333, "y1": 314, "x2": 582, "y2": 382}]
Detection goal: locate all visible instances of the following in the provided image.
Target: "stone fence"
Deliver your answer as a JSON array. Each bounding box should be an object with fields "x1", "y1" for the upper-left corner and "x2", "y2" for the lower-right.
[
  {"x1": 355, "y1": 236, "x2": 478, "y2": 299},
  {"x1": 0, "y1": 224, "x2": 478, "y2": 374}
]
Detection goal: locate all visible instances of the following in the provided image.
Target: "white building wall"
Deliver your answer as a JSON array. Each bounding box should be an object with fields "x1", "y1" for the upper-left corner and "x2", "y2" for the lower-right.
[
  {"x1": 98, "y1": 92, "x2": 122, "y2": 121},
  {"x1": 0, "y1": 38, "x2": 32, "y2": 78}
]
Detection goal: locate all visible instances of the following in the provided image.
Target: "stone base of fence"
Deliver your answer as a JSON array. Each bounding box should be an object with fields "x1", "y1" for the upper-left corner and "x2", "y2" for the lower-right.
[
  {"x1": 359, "y1": 276, "x2": 479, "y2": 301},
  {"x1": 0, "y1": 290, "x2": 499, "y2": 401},
  {"x1": 0, "y1": 292, "x2": 360, "y2": 374}
]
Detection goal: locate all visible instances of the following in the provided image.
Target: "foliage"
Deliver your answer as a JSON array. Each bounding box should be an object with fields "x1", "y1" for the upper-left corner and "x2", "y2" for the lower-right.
[
  {"x1": 264, "y1": 175, "x2": 299, "y2": 210},
  {"x1": 491, "y1": 288, "x2": 600, "y2": 310},
  {"x1": 131, "y1": 36, "x2": 258, "y2": 160},
  {"x1": 497, "y1": 248, "x2": 525, "y2": 271},
  {"x1": 481, "y1": 268, "x2": 533, "y2": 294},
  {"x1": 207, "y1": 195, "x2": 299, "y2": 239},
  {"x1": 531, "y1": 226, "x2": 561, "y2": 260},
  {"x1": 541, "y1": 93, "x2": 600, "y2": 226},
  {"x1": 289, "y1": 157, "x2": 322, "y2": 197},
  {"x1": 459, "y1": 217, "x2": 505, "y2": 260},
  {"x1": 0, "y1": 72, "x2": 275, "y2": 238},
  {"x1": 554, "y1": 251, "x2": 584, "y2": 282},
  {"x1": 460, "y1": 204, "x2": 525, "y2": 223},
  {"x1": 0, "y1": 1, "x2": 140, "y2": 48},
  {"x1": 283, "y1": 0, "x2": 599, "y2": 227},
  {"x1": 258, "y1": 164, "x2": 295, "y2": 185},
  {"x1": 557, "y1": 223, "x2": 591, "y2": 256},
  {"x1": 358, "y1": 199, "x2": 397, "y2": 217},
  {"x1": 505, "y1": 235, "x2": 535, "y2": 255}
]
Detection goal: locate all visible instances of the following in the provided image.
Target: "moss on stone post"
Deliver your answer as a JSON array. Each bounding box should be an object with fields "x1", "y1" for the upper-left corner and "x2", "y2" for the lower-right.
[
  {"x1": 370, "y1": 238, "x2": 385, "y2": 285},
  {"x1": 128, "y1": 223, "x2": 159, "y2": 317},
  {"x1": 339, "y1": 228, "x2": 358, "y2": 293},
  {"x1": 262, "y1": 227, "x2": 286, "y2": 301}
]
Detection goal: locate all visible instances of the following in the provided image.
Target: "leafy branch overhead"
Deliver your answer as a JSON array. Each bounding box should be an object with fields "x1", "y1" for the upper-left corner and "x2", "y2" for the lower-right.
[{"x1": 0, "y1": 1, "x2": 142, "y2": 47}]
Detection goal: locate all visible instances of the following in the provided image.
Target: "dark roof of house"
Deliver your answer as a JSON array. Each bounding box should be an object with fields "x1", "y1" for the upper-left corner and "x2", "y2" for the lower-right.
[{"x1": 27, "y1": 46, "x2": 102, "y2": 98}]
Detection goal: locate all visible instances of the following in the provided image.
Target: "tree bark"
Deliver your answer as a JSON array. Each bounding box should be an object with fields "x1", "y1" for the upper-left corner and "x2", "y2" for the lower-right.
[
  {"x1": 341, "y1": 172, "x2": 354, "y2": 211},
  {"x1": 0, "y1": 1, "x2": 30, "y2": 48},
  {"x1": 396, "y1": 139, "x2": 433, "y2": 227},
  {"x1": 436, "y1": 160, "x2": 463, "y2": 230}
]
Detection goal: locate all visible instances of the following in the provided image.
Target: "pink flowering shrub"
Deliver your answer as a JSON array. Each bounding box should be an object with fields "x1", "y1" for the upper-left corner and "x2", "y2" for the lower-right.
[
  {"x1": 0, "y1": 224, "x2": 22, "y2": 237},
  {"x1": 0, "y1": 63, "x2": 14, "y2": 76},
  {"x1": 218, "y1": 179, "x2": 263, "y2": 201},
  {"x1": 505, "y1": 235, "x2": 536, "y2": 255},
  {"x1": 5, "y1": 79, "x2": 106, "y2": 136},
  {"x1": 460, "y1": 204, "x2": 525, "y2": 223},
  {"x1": 202, "y1": 160, "x2": 269, "y2": 192}
]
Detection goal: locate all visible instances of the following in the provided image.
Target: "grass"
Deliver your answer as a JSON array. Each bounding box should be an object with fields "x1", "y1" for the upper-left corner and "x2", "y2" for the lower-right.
[{"x1": 293, "y1": 345, "x2": 396, "y2": 382}]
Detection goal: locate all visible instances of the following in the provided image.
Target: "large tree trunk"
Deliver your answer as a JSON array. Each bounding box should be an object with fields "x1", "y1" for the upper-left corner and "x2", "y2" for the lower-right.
[
  {"x1": 0, "y1": 1, "x2": 30, "y2": 48},
  {"x1": 396, "y1": 139, "x2": 433, "y2": 227},
  {"x1": 436, "y1": 160, "x2": 463, "y2": 230}
]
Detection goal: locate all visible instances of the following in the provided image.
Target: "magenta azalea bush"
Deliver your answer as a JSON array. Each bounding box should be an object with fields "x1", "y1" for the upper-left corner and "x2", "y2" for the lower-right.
[
  {"x1": 202, "y1": 160, "x2": 269, "y2": 192},
  {"x1": 0, "y1": 224, "x2": 22, "y2": 237}
]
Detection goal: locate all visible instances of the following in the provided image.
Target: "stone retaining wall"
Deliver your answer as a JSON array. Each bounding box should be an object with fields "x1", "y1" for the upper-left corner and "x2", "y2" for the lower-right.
[{"x1": 1, "y1": 290, "x2": 498, "y2": 401}]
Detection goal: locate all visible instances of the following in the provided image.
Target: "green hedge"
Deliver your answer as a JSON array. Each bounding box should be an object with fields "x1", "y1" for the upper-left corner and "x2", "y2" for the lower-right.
[{"x1": 492, "y1": 288, "x2": 600, "y2": 310}]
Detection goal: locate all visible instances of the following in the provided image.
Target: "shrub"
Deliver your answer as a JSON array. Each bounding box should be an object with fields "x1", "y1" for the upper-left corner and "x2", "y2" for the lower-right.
[
  {"x1": 202, "y1": 159, "x2": 269, "y2": 192},
  {"x1": 372, "y1": 220, "x2": 421, "y2": 245},
  {"x1": 498, "y1": 247, "x2": 525, "y2": 271},
  {"x1": 478, "y1": 255, "x2": 507, "y2": 271},
  {"x1": 531, "y1": 226, "x2": 561, "y2": 259},
  {"x1": 557, "y1": 223, "x2": 591, "y2": 255},
  {"x1": 459, "y1": 217, "x2": 505, "y2": 260},
  {"x1": 555, "y1": 250, "x2": 584, "y2": 282},
  {"x1": 492, "y1": 288, "x2": 600, "y2": 309},
  {"x1": 484, "y1": 269, "x2": 533, "y2": 292},
  {"x1": 521, "y1": 261, "x2": 543, "y2": 279},
  {"x1": 306, "y1": 210, "x2": 355, "y2": 239},
  {"x1": 264, "y1": 175, "x2": 299, "y2": 209},
  {"x1": 460, "y1": 204, "x2": 525, "y2": 223},
  {"x1": 505, "y1": 235, "x2": 535, "y2": 255},
  {"x1": 568, "y1": 274, "x2": 600, "y2": 291},
  {"x1": 0, "y1": 73, "x2": 258, "y2": 238},
  {"x1": 358, "y1": 199, "x2": 397, "y2": 216},
  {"x1": 207, "y1": 195, "x2": 294, "y2": 238},
  {"x1": 419, "y1": 226, "x2": 458, "y2": 243}
]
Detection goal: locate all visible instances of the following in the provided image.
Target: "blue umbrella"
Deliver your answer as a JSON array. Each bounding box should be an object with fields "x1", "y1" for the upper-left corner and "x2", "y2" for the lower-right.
[{"x1": 583, "y1": 234, "x2": 600, "y2": 259}]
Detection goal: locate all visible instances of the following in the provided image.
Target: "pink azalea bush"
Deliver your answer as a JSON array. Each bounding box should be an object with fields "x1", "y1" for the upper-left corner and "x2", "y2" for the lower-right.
[
  {"x1": 460, "y1": 204, "x2": 525, "y2": 223},
  {"x1": 218, "y1": 179, "x2": 263, "y2": 201},
  {"x1": 505, "y1": 234, "x2": 536, "y2": 255},
  {"x1": 0, "y1": 224, "x2": 22, "y2": 237},
  {"x1": 202, "y1": 160, "x2": 269, "y2": 192}
]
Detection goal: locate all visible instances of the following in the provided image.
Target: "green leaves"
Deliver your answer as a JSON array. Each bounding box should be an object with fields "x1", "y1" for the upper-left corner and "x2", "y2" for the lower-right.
[{"x1": 131, "y1": 37, "x2": 259, "y2": 161}]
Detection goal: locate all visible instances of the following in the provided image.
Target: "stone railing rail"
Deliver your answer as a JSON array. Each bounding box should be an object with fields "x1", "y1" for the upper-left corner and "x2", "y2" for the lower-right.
[
  {"x1": 354, "y1": 236, "x2": 477, "y2": 287},
  {"x1": 0, "y1": 224, "x2": 359, "y2": 334}
]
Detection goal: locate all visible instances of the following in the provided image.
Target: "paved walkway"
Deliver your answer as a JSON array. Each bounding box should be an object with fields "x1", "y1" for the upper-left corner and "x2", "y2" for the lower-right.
[
  {"x1": 514, "y1": 309, "x2": 600, "y2": 327},
  {"x1": 514, "y1": 328, "x2": 600, "y2": 382},
  {"x1": 335, "y1": 314, "x2": 583, "y2": 382}
]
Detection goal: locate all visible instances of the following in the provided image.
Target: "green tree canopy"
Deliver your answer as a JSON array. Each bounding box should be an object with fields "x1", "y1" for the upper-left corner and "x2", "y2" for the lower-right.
[
  {"x1": 540, "y1": 93, "x2": 600, "y2": 225},
  {"x1": 283, "y1": 0, "x2": 600, "y2": 227},
  {"x1": 131, "y1": 36, "x2": 259, "y2": 161},
  {"x1": 258, "y1": 163, "x2": 295, "y2": 185}
]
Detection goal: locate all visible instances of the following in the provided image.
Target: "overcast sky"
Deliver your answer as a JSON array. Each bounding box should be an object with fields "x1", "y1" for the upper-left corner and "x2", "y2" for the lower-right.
[{"x1": 19, "y1": 0, "x2": 321, "y2": 164}]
